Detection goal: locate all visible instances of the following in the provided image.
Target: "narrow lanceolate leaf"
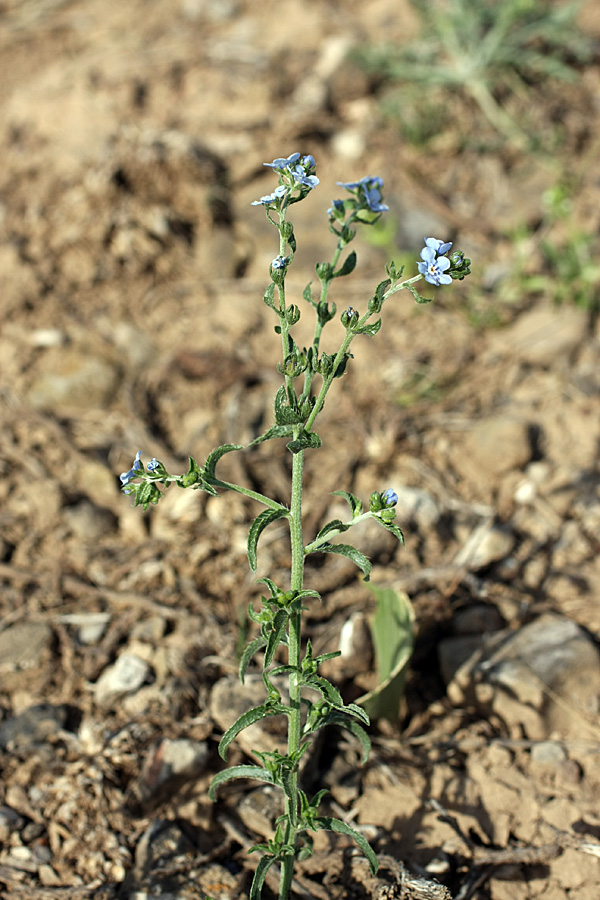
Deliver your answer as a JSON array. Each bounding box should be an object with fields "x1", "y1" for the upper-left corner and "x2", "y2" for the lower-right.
[
  {"x1": 204, "y1": 443, "x2": 243, "y2": 481},
  {"x1": 306, "y1": 675, "x2": 343, "y2": 707},
  {"x1": 315, "y1": 817, "x2": 378, "y2": 874},
  {"x1": 331, "y1": 489, "x2": 363, "y2": 518},
  {"x1": 314, "y1": 519, "x2": 351, "y2": 543},
  {"x1": 264, "y1": 608, "x2": 289, "y2": 668},
  {"x1": 249, "y1": 854, "x2": 278, "y2": 900},
  {"x1": 247, "y1": 507, "x2": 289, "y2": 573},
  {"x1": 406, "y1": 283, "x2": 433, "y2": 305},
  {"x1": 239, "y1": 636, "x2": 267, "y2": 684},
  {"x1": 249, "y1": 424, "x2": 294, "y2": 446},
  {"x1": 208, "y1": 765, "x2": 275, "y2": 801},
  {"x1": 333, "y1": 249, "x2": 357, "y2": 278},
  {"x1": 326, "y1": 713, "x2": 372, "y2": 764},
  {"x1": 379, "y1": 519, "x2": 405, "y2": 545},
  {"x1": 218, "y1": 703, "x2": 281, "y2": 760},
  {"x1": 316, "y1": 542, "x2": 372, "y2": 581}
]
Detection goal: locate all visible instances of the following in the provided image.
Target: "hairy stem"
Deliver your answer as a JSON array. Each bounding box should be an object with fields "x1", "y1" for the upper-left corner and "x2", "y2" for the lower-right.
[{"x1": 279, "y1": 442, "x2": 305, "y2": 900}]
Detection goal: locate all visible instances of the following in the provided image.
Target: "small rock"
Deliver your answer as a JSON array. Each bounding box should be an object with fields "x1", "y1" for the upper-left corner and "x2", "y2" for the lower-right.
[
  {"x1": 27, "y1": 348, "x2": 121, "y2": 410},
  {"x1": 63, "y1": 500, "x2": 117, "y2": 541},
  {"x1": 394, "y1": 486, "x2": 441, "y2": 530},
  {"x1": 0, "y1": 806, "x2": 26, "y2": 842},
  {"x1": 134, "y1": 738, "x2": 209, "y2": 810},
  {"x1": 454, "y1": 521, "x2": 514, "y2": 570},
  {"x1": 94, "y1": 653, "x2": 151, "y2": 708},
  {"x1": 238, "y1": 785, "x2": 283, "y2": 839},
  {"x1": 492, "y1": 304, "x2": 587, "y2": 367},
  {"x1": 0, "y1": 704, "x2": 69, "y2": 753},
  {"x1": 0, "y1": 623, "x2": 53, "y2": 692},
  {"x1": 530, "y1": 740, "x2": 567, "y2": 766},
  {"x1": 448, "y1": 614, "x2": 600, "y2": 739},
  {"x1": 453, "y1": 416, "x2": 532, "y2": 481}
]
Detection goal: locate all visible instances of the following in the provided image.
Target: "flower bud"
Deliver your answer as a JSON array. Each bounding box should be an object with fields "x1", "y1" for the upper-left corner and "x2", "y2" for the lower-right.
[{"x1": 341, "y1": 306, "x2": 359, "y2": 329}]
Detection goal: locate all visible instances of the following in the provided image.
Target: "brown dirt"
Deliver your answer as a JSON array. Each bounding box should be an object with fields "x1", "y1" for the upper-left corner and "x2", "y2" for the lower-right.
[{"x1": 1, "y1": 2, "x2": 600, "y2": 899}]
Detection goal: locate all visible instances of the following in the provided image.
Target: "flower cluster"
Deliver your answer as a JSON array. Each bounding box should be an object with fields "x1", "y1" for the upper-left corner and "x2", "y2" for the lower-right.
[
  {"x1": 252, "y1": 153, "x2": 319, "y2": 207},
  {"x1": 337, "y1": 175, "x2": 389, "y2": 214},
  {"x1": 120, "y1": 451, "x2": 160, "y2": 492}
]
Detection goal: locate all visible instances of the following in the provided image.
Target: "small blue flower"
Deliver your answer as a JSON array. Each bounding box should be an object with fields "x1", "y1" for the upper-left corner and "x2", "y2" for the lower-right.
[
  {"x1": 290, "y1": 165, "x2": 319, "y2": 189},
  {"x1": 251, "y1": 185, "x2": 287, "y2": 207},
  {"x1": 264, "y1": 153, "x2": 301, "y2": 171},
  {"x1": 327, "y1": 198, "x2": 345, "y2": 218},
  {"x1": 120, "y1": 450, "x2": 143, "y2": 486},
  {"x1": 381, "y1": 489, "x2": 398, "y2": 507},
  {"x1": 147, "y1": 458, "x2": 160, "y2": 473},
  {"x1": 423, "y1": 237, "x2": 453, "y2": 256},
  {"x1": 418, "y1": 246, "x2": 453, "y2": 286},
  {"x1": 337, "y1": 175, "x2": 388, "y2": 212},
  {"x1": 271, "y1": 256, "x2": 287, "y2": 270}
]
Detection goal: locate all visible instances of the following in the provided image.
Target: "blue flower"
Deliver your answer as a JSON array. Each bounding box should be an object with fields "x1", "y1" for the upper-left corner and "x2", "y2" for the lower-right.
[
  {"x1": 251, "y1": 185, "x2": 287, "y2": 207},
  {"x1": 337, "y1": 175, "x2": 388, "y2": 212},
  {"x1": 264, "y1": 153, "x2": 301, "y2": 171},
  {"x1": 147, "y1": 458, "x2": 160, "y2": 473},
  {"x1": 418, "y1": 245, "x2": 453, "y2": 286},
  {"x1": 327, "y1": 198, "x2": 345, "y2": 218},
  {"x1": 381, "y1": 489, "x2": 398, "y2": 508},
  {"x1": 262, "y1": 153, "x2": 319, "y2": 191},
  {"x1": 271, "y1": 256, "x2": 287, "y2": 270},
  {"x1": 423, "y1": 237, "x2": 453, "y2": 256},
  {"x1": 120, "y1": 450, "x2": 143, "y2": 486}
]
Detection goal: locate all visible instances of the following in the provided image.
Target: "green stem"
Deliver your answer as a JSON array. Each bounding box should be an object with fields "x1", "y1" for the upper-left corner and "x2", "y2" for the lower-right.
[{"x1": 279, "y1": 442, "x2": 305, "y2": 900}]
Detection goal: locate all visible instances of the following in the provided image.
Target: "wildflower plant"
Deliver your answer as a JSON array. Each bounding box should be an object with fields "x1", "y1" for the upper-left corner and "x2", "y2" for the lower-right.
[{"x1": 120, "y1": 151, "x2": 471, "y2": 900}]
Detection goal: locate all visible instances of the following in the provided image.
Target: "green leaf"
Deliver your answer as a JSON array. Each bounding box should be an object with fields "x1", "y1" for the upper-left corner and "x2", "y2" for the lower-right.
[
  {"x1": 263, "y1": 283, "x2": 276, "y2": 310},
  {"x1": 305, "y1": 675, "x2": 343, "y2": 706},
  {"x1": 406, "y1": 283, "x2": 433, "y2": 304},
  {"x1": 204, "y1": 444, "x2": 243, "y2": 481},
  {"x1": 315, "y1": 542, "x2": 372, "y2": 581},
  {"x1": 333, "y1": 250, "x2": 357, "y2": 278},
  {"x1": 264, "y1": 608, "x2": 289, "y2": 668},
  {"x1": 218, "y1": 703, "x2": 283, "y2": 760},
  {"x1": 286, "y1": 430, "x2": 322, "y2": 454},
  {"x1": 249, "y1": 854, "x2": 278, "y2": 900},
  {"x1": 326, "y1": 713, "x2": 372, "y2": 764},
  {"x1": 314, "y1": 519, "x2": 351, "y2": 542},
  {"x1": 314, "y1": 817, "x2": 378, "y2": 874},
  {"x1": 248, "y1": 507, "x2": 289, "y2": 573},
  {"x1": 239, "y1": 636, "x2": 267, "y2": 684},
  {"x1": 356, "y1": 585, "x2": 414, "y2": 723},
  {"x1": 208, "y1": 765, "x2": 276, "y2": 801},
  {"x1": 354, "y1": 317, "x2": 382, "y2": 336},
  {"x1": 331, "y1": 489, "x2": 363, "y2": 517},
  {"x1": 249, "y1": 424, "x2": 294, "y2": 446},
  {"x1": 379, "y1": 519, "x2": 405, "y2": 544},
  {"x1": 303, "y1": 281, "x2": 316, "y2": 307}
]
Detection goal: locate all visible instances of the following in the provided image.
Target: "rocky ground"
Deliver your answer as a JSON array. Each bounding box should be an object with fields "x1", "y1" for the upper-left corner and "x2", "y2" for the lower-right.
[{"x1": 1, "y1": 1, "x2": 600, "y2": 899}]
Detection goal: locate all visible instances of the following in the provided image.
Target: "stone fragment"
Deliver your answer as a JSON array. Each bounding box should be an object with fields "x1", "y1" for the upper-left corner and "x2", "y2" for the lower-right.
[
  {"x1": 94, "y1": 653, "x2": 151, "y2": 708},
  {"x1": 394, "y1": 486, "x2": 441, "y2": 530},
  {"x1": 454, "y1": 521, "x2": 515, "y2": 570},
  {"x1": 452, "y1": 416, "x2": 532, "y2": 481},
  {"x1": 448, "y1": 614, "x2": 600, "y2": 739},
  {"x1": 0, "y1": 623, "x2": 53, "y2": 692},
  {"x1": 0, "y1": 806, "x2": 26, "y2": 842},
  {"x1": 491, "y1": 304, "x2": 587, "y2": 367},
  {"x1": 0, "y1": 704, "x2": 69, "y2": 753},
  {"x1": 238, "y1": 785, "x2": 282, "y2": 839},
  {"x1": 27, "y1": 348, "x2": 120, "y2": 410},
  {"x1": 134, "y1": 738, "x2": 209, "y2": 810}
]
